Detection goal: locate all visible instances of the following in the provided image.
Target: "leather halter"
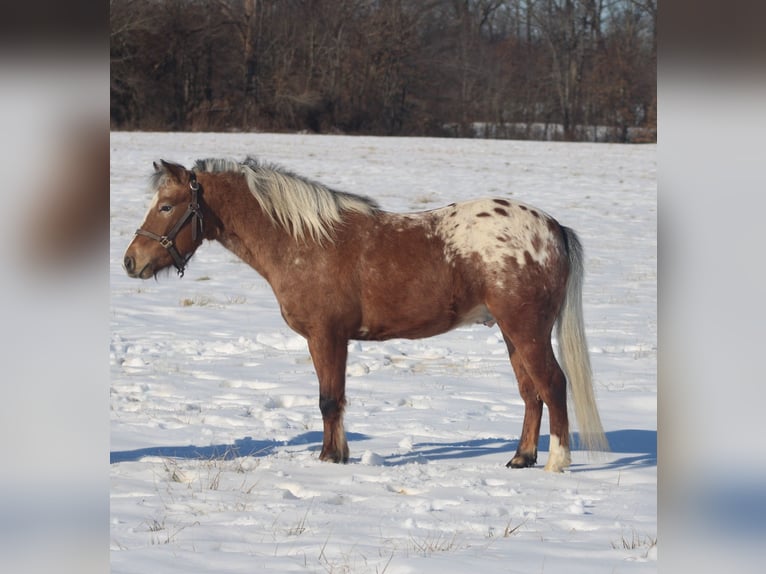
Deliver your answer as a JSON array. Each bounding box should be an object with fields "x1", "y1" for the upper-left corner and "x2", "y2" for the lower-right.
[{"x1": 135, "y1": 172, "x2": 204, "y2": 277}]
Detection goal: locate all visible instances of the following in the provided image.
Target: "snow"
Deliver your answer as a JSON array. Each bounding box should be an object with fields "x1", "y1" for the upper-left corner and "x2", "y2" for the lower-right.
[{"x1": 110, "y1": 132, "x2": 656, "y2": 573}]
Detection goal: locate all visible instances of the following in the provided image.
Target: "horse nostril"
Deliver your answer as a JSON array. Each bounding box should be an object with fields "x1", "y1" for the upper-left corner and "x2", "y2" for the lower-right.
[{"x1": 124, "y1": 255, "x2": 135, "y2": 273}]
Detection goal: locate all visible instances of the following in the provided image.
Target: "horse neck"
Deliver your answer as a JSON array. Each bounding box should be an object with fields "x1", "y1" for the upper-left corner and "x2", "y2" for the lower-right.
[{"x1": 199, "y1": 172, "x2": 292, "y2": 280}]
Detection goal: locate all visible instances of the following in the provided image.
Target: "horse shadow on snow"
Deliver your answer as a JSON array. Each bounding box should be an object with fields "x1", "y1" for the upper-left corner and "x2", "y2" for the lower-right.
[{"x1": 111, "y1": 429, "x2": 655, "y2": 470}]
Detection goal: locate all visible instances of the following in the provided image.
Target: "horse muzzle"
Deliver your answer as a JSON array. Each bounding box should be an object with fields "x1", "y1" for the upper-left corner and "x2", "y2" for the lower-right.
[{"x1": 123, "y1": 253, "x2": 155, "y2": 279}]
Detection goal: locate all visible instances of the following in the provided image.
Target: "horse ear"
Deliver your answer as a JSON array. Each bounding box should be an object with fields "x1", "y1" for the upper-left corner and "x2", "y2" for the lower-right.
[{"x1": 157, "y1": 160, "x2": 189, "y2": 183}]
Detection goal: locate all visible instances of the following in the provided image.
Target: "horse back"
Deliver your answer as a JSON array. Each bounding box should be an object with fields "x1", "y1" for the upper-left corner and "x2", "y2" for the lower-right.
[{"x1": 272, "y1": 198, "x2": 567, "y2": 342}]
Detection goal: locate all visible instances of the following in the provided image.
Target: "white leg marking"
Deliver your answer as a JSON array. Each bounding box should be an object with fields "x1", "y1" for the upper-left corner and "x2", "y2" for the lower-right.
[{"x1": 544, "y1": 435, "x2": 571, "y2": 472}]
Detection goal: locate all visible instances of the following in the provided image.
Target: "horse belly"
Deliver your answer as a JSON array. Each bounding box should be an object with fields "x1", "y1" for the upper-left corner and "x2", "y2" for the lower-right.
[
  {"x1": 355, "y1": 318, "x2": 453, "y2": 341},
  {"x1": 354, "y1": 212, "x2": 490, "y2": 340},
  {"x1": 356, "y1": 295, "x2": 454, "y2": 340},
  {"x1": 355, "y1": 270, "x2": 488, "y2": 340}
]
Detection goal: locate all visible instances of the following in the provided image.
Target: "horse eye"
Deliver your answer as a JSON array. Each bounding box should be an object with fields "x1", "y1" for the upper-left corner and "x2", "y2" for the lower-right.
[{"x1": 159, "y1": 205, "x2": 173, "y2": 213}]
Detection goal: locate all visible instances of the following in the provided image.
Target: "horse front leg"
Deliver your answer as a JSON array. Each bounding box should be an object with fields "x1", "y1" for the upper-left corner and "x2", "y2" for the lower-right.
[{"x1": 307, "y1": 334, "x2": 350, "y2": 463}]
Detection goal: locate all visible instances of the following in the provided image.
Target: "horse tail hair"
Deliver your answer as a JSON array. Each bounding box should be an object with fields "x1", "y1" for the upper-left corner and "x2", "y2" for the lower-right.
[{"x1": 557, "y1": 226, "x2": 609, "y2": 453}]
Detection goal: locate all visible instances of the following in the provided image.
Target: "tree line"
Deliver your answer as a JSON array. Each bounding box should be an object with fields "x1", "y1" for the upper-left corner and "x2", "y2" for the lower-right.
[{"x1": 110, "y1": 0, "x2": 656, "y2": 142}]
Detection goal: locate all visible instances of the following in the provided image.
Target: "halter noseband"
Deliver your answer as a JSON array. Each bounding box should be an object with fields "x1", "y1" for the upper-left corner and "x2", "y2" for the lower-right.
[{"x1": 135, "y1": 172, "x2": 204, "y2": 277}]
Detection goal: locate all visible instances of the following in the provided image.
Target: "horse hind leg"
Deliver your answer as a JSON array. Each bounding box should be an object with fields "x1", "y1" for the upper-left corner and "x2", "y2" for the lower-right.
[
  {"x1": 503, "y1": 335, "x2": 543, "y2": 468},
  {"x1": 524, "y1": 342, "x2": 571, "y2": 472},
  {"x1": 499, "y1": 323, "x2": 571, "y2": 472}
]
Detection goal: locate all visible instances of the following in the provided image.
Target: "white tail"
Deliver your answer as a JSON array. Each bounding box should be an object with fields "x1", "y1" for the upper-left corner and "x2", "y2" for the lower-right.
[{"x1": 557, "y1": 227, "x2": 609, "y2": 453}]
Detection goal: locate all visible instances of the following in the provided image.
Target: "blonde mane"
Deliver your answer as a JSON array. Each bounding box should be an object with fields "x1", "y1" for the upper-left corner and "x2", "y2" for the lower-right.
[{"x1": 193, "y1": 157, "x2": 380, "y2": 243}]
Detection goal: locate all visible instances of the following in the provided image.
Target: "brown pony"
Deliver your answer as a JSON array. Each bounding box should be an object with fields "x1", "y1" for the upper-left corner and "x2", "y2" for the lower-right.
[{"x1": 123, "y1": 158, "x2": 608, "y2": 472}]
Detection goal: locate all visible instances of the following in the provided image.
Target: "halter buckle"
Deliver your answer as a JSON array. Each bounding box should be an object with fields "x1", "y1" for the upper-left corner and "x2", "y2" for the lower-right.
[{"x1": 159, "y1": 236, "x2": 174, "y2": 249}]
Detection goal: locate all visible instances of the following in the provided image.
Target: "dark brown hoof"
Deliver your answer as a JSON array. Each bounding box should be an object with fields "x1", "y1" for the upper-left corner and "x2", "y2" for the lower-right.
[
  {"x1": 506, "y1": 451, "x2": 537, "y2": 468},
  {"x1": 319, "y1": 446, "x2": 350, "y2": 464}
]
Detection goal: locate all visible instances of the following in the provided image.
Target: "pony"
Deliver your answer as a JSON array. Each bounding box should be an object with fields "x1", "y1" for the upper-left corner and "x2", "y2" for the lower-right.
[{"x1": 123, "y1": 157, "x2": 608, "y2": 471}]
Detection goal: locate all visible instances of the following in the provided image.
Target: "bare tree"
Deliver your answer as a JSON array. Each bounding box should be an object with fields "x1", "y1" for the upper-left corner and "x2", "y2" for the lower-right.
[{"x1": 110, "y1": 0, "x2": 655, "y2": 141}]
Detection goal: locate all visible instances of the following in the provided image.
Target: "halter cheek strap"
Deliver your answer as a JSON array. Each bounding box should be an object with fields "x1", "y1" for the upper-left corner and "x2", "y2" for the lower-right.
[{"x1": 135, "y1": 173, "x2": 204, "y2": 277}]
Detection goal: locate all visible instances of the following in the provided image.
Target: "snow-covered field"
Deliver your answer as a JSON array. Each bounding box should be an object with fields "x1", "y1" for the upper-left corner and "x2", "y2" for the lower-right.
[{"x1": 110, "y1": 132, "x2": 656, "y2": 573}]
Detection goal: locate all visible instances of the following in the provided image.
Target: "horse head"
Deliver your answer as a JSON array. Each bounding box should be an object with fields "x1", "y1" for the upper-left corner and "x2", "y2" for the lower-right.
[{"x1": 123, "y1": 160, "x2": 206, "y2": 279}]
